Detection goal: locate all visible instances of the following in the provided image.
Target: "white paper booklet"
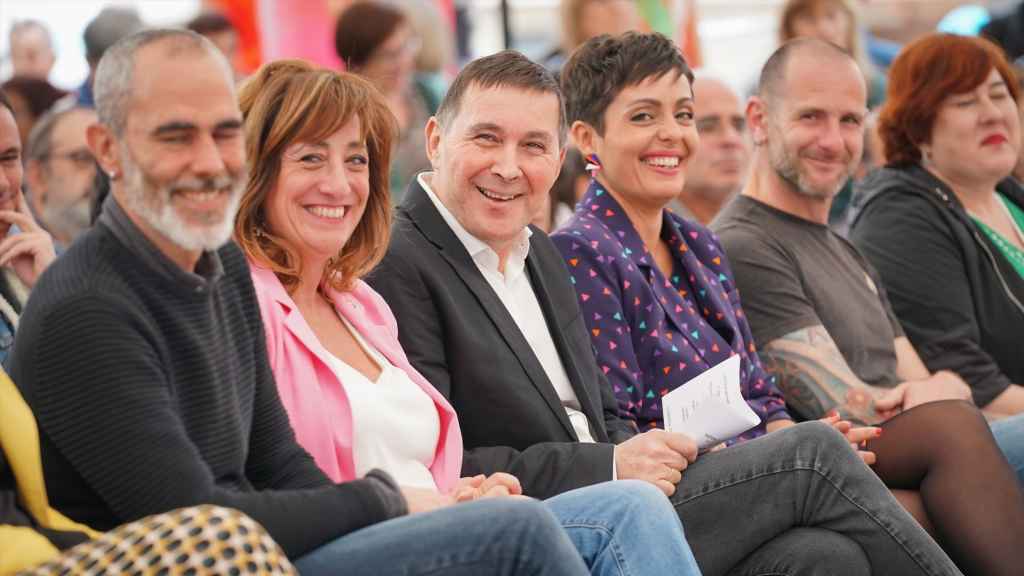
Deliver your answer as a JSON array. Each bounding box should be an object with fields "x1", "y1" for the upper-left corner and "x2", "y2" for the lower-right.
[{"x1": 661, "y1": 355, "x2": 762, "y2": 450}]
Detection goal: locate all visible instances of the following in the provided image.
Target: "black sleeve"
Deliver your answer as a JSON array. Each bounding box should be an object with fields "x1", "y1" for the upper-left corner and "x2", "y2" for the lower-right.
[
  {"x1": 369, "y1": 246, "x2": 616, "y2": 499},
  {"x1": 25, "y1": 294, "x2": 406, "y2": 559},
  {"x1": 850, "y1": 192, "x2": 1012, "y2": 406},
  {"x1": 244, "y1": 285, "x2": 335, "y2": 492}
]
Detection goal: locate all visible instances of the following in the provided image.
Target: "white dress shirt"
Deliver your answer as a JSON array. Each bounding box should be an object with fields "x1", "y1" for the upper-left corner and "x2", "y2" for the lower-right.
[{"x1": 420, "y1": 173, "x2": 597, "y2": 444}]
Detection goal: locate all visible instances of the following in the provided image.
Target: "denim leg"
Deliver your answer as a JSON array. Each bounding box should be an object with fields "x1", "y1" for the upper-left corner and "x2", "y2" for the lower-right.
[
  {"x1": 669, "y1": 421, "x2": 962, "y2": 576},
  {"x1": 292, "y1": 498, "x2": 590, "y2": 576},
  {"x1": 725, "y1": 528, "x2": 869, "y2": 576},
  {"x1": 990, "y1": 413, "x2": 1024, "y2": 483},
  {"x1": 543, "y1": 480, "x2": 701, "y2": 576}
]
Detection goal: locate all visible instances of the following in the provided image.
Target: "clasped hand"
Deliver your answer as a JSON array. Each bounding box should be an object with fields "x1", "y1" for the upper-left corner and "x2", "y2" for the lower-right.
[
  {"x1": 874, "y1": 371, "x2": 972, "y2": 419},
  {"x1": 400, "y1": 472, "x2": 525, "y2": 515}
]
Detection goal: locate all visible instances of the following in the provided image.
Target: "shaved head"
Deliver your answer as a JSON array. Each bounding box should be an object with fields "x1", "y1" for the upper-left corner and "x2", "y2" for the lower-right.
[{"x1": 758, "y1": 38, "x2": 855, "y2": 107}]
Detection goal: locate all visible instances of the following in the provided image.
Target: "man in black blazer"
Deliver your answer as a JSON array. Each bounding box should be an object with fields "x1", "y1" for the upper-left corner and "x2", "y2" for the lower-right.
[{"x1": 368, "y1": 48, "x2": 961, "y2": 576}]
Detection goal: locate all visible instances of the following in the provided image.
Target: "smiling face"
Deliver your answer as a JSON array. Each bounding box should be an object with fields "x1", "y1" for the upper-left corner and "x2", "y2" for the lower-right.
[
  {"x1": 760, "y1": 51, "x2": 866, "y2": 200},
  {"x1": 112, "y1": 43, "x2": 246, "y2": 256},
  {"x1": 926, "y1": 68, "x2": 1020, "y2": 188},
  {"x1": 576, "y1": 72, "x2": 698, "y2": 211},
  {"x1": 265, "y1": 117, "x2": 370, "y2": 271},
  {"x1": 427, "y1": 84, "x2": 564, "y2": 259}
]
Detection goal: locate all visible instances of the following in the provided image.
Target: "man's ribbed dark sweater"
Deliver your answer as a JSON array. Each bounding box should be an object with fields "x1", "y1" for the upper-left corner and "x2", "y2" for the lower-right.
[{"x1": 8, "y1": 197, "x2": 406, "y2": 558}]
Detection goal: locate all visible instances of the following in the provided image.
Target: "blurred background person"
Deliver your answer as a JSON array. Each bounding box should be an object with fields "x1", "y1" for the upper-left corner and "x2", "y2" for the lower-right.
[
  {"x1": 542, "y1": 0, "x2": 642, "y2": 74},
  {"x1": 76, "y1": 6, "x2": 144, "y2": 107},
  {"x1": 185, "y1": 10, "x2": 241, "y2": 80},
  {"x1": 24, "y1": 106, "x2": 96, "y2": 249},
  {"x1": 671, "y1": 75, "x2": 749, "y2": 225},
  {"x1": 8, "y1": 20, "x2": 55, "y2": 81},
  {"x1": 779, "y1": 0, "x2": 884, "y2": 107},
  {"x1": 402, "y1": 0, "x2": 455, "y2": 100},
  {"x1": 851, "y1": 33, "x2": 1024, "y2": 418},
  {"x1": 335, "y1": 0, "x2": 437, "y2": 199},
  {"x1": 0, "y1": 76, "x2": 67, "y2": 147}
]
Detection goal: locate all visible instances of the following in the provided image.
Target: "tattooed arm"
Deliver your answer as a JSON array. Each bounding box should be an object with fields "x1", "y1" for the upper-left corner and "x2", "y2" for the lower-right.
[{"x1": 760, "y1": 325, "x2": 888, "y2": 426}]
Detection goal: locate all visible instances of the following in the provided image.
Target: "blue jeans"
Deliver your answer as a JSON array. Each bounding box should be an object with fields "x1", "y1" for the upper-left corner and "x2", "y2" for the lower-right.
[
  {"x1": 991, "y1": 412, "x2": 1024, "y2": 482},
  {"x1": 294, "y1": 481, "x2": 700, "y2": 576},
  {"x1": 544, "y1": 479, "x2": 701, "y2": 576},
  {"x1": 293, "y1": 498, "x2": 589, "y2": 576}
]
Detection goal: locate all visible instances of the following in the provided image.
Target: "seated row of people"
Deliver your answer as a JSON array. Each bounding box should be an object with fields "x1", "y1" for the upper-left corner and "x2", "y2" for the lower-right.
[
  {"x1": 549, "y1": 33, "x2": 1024, "y2": 576},
  {"x1": 2, "y1": 26, "x2": 1021, "y2": 576},
  {"x1": 0, "y1": 30, "x2": 693, "y2": 576}
]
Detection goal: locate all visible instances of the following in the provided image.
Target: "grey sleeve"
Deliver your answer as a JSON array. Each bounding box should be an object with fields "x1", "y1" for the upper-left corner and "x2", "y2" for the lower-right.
[
  {"x1": 863, "y1": 255, "x2": 905, "y2": 339},
  {"x1": 715, "y1": 223, "x2": 823, "y2": 347}
]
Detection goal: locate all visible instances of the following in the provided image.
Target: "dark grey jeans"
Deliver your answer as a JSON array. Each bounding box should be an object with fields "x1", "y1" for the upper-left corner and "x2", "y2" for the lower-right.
[{"x1": 671, "y1": 421, "x2": 962, "y2": 576}]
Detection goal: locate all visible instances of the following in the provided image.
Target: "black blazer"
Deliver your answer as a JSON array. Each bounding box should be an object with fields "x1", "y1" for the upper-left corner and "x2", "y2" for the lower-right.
[{"x1": 368, "y1": 178, "x2": 637, "y2": 499}]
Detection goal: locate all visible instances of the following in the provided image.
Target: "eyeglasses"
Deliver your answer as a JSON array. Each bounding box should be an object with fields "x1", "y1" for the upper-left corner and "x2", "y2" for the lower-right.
[{"x1": 41, "y1": 148, "x2": 95, "y2": 170}]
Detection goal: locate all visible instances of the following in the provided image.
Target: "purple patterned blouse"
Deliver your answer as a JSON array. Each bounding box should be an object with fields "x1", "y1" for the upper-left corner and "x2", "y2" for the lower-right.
[{"x1": 551, "y1": 181, "x2": 790, "y2": 441}]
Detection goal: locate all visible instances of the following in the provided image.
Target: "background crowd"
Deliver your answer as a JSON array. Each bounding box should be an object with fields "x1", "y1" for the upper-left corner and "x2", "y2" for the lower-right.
[{"x1": 2, "y1": 0, "x2": 1024, "y2": 575}]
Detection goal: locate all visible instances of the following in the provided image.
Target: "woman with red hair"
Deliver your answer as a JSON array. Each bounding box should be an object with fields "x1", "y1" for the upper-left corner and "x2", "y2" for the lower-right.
[{"x1": 851, "y1": 34, "x2": 1024, "y2": 422}]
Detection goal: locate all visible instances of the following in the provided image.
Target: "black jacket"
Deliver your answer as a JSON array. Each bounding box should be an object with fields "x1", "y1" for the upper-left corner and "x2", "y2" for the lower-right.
[
  {"x1": 849, "y1": 164, "x2": 1024, "y2": 406},
  {"x1": 367, "y1": 178, "x2": 637, "y2": 500}
]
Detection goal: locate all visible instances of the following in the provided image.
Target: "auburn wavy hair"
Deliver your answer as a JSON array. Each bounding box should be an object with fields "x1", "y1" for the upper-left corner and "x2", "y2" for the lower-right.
[
  {"x1": 235, "y1": 59, "x2": 397, "y2": 293},
  {"x1": 878, "y1": 33, "x2": 1019, "y2": 166}
]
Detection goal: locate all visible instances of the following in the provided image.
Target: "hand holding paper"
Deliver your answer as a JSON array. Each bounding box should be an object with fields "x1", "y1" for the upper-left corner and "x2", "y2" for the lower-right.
[{"x1": 661, "y1": 355, "x2": 761, "y2": 450}]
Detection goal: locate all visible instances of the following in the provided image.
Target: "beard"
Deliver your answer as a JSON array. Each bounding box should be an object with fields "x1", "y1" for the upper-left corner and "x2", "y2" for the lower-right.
[
  {"x1": 41, "y1": 192, "x2": 92, "y2": 243},
  {"x1": 769, "y1": 140, "x2": 853, "y2": 199},
  {"x1": 119, "y1": 148, "x2": 245, "y2": 253}
]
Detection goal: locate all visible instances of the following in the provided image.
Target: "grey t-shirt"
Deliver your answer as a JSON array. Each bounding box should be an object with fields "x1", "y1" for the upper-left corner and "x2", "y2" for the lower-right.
[{"x1": 711, "y1": 195, "x2": 904, "y2": 387}]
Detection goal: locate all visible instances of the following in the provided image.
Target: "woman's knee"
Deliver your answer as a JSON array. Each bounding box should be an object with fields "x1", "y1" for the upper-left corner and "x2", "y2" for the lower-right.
[{"x1": 888, "y1": 400, "x2": 987, "y2": 445}]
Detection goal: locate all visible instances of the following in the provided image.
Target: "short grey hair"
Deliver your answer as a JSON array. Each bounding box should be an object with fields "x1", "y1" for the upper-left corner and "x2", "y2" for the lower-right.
[
  {"x1": 10, "y1": 19, "x2": 53, "y2": 49},
  {"x1": 94, "y1": 28, "x2": 229, "y2": 136},
  {"x1": 25, "y1": 104, "x2": 88, "y2": 162}
]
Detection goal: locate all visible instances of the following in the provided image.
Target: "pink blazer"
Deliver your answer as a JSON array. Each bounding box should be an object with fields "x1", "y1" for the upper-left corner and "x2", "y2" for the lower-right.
[{"x1": 249, "y1": 263, "x2": 462, "y2": 493}]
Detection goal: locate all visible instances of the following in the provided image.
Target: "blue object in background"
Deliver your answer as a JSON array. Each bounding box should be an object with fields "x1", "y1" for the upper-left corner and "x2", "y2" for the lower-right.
[{"x1": 937, "y1": 4, "x2": 992, "y2": 36}]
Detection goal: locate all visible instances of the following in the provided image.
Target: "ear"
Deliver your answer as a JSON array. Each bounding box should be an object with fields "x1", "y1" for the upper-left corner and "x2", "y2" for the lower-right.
[
  {"x1": 746, "y1": 96, "x2": 769, "y2": 146},
  {"x1": 569, "y1": 120, "x2": 599, "y2": 157},
  {"x1": 24, "y1": 160, "x2": 47, "y2": 210},
  {"x1": 424, "y1": 116, "x2": 442, "y2": 170},
  {"x1": 86, "y1": 122, "x2": 121, "y2": 179}
]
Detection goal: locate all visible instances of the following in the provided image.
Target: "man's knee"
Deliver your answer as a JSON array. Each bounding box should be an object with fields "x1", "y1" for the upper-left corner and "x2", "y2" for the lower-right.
[{"x1": 779, "y1": 420, "x2": 851, "y2": 455}]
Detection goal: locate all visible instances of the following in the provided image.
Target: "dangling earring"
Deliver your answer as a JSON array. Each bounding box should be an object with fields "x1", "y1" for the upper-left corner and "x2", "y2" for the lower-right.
[
  {"x1": 254, "y1": 225, "x2": 268, "y2": 240},
  {"x1": 584, "y1": 153, "x2": 602, "y2": 174}
]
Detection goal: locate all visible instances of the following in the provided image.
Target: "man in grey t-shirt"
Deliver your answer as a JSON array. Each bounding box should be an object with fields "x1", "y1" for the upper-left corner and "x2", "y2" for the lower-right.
[{"x1": 710, "y1": 38, "x2": 972, "y2": 425}]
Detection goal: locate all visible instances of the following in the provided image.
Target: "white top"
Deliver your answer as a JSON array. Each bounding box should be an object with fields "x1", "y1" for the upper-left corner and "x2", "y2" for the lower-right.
[
  {"x1": 322, "y1": 314, "x2": 441, "y2": 489},
  {"x1": 419, "y1": 173, "x2": 597, "y2": 444}
]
